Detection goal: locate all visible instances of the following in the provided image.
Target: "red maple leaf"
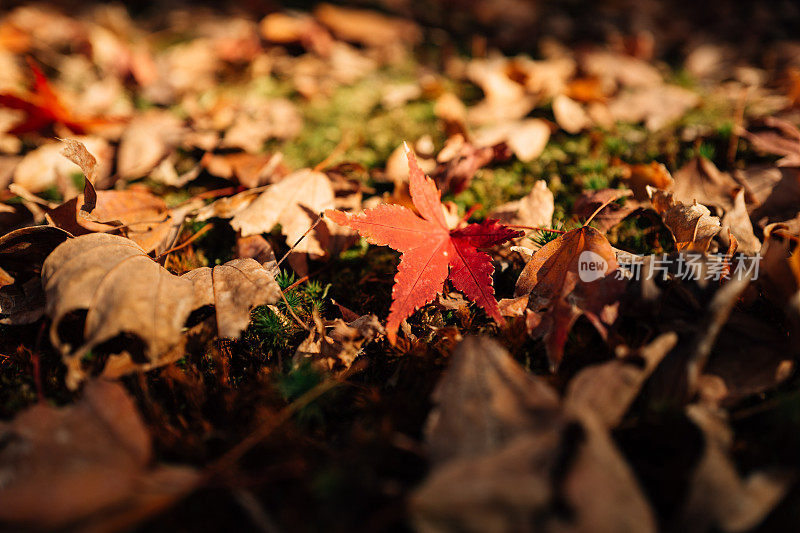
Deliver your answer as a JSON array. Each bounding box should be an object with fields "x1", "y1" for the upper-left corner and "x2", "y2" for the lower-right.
[
  {"x1": 326, "y1": 146, "x2": 521, "y2": 343},
  {"x1": 0, "y1": 58, "x2": 115, "y2": 135}
]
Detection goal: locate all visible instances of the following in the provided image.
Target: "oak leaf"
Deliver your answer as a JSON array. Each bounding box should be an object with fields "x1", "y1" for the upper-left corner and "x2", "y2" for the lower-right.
[
  {"x1": 41, "y1": 233, "x2": 196, "y2": 388},
  {"x1": 326, "y1": 147, "x2": 520, "y2": 343}
]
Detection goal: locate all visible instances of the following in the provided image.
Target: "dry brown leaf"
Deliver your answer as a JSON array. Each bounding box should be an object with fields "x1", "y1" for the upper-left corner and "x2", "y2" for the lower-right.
[
  {"x1": 741, "y1": 116, "x2": 800, "y2": 168},
  {"x1": 0, "y1": 380, "x2": 198, "y2": 530},
  {"x1": 231, "y1": 169, "x2": 335, "y2": 257},
  {"x1": 676, "y1": 405, "x2": 792, "y2": 532},
  {"x1": 552, "y1": 94, "x2": 591, "y2": 133},
  {"x1": 201, "y1": 151, "x2": 286, "y2": 188},
  {"x1": 672, "y1": 157, "x2": 739, "y2": 211},
  {"x1": 514, "y1": 225, "x2": 623, "y2": 369},
  {"x1": 582, "y1": 50, "x2": 662, "y2": 89},
  {"x1": 295, "y1": 311, "x2": 384, "y2": 370},
  {"x1": 574, "y1": 188, "x2": 638, "y2": 233},
  {"x1": 489, "y1": 180, "x2": 554, "y2": 232},
  {"x1": 465, "y1": 57, "x2": 536, "y2": 126},
  {"x1": 609, "y1": 85, "x2": 699, "y2": 131},
  {"x1": 424, "y1": 336, "x2": 560, "y2": 464},
  {"x1": 564, "y1": 332, "x2": 678, "y2": 428},
  {"x1": 117, "y1": 110, "x2": 184, "y2": 180},
  {"x1": 473, "y1": 118, "x2": 551, "y2": 162},
  {"x1": 720, "y1": 189, "x2": 761, "y2": 255},
  {"x1": 182, "y1": 258, "x2": 281, "y2": 339},
  {"x1": 0, "y1": 225, "x2": 71, "y2": 324},
  {"x1": 649, "y1": 188, "x2": 722, "y2": 252},
  {"x1": 618, "y1": 160, "x2": 675, "y2": 201},
  {"x1": 413, "y1": 338, "x2": 657, "y2": 533},
  {"x1": 47, "y1": 187, "x2": 174, "y2": 253},
  {"x1": 41, "y1": 233, "x2": 195, "y2": 388},
  {"x1": 313, "y1": 3, "x2": 420, "y2": 48},
  {"x1": 13, "y1": 136, "x2": 112, "y2": 194}
]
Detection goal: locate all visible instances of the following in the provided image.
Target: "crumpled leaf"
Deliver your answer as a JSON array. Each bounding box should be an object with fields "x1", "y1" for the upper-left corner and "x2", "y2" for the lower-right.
[
  {"x1": 182, "y1": 258, "x2": 281, "y2": 339},
  {"x1": 295, "y1": 311, "x2": 384, "y2": 370},
  {"x1": 0, "y1": 380, "x2": 198, "y2": 530},
  {"x1": 41, "y1": 233, "x2": 196, "y2": 388},
  {"x1": 0, "y1": 225, "x2": 71, "y2": 324},
  {"x1": 326, "y1": 147, "x2": 520, "y2": 343},
  {"x1": 649, "y1": 188, "x2": 722, "y2": 252},
  {"x1": 720, "y1": 188, "x2": 761, "y2": 255},
  {"x1": 514, "y1": 224, "x2": 623, "y2": 369},
  {"x1": 432, "y1": 134, "x2": 509, "y2": 194}
]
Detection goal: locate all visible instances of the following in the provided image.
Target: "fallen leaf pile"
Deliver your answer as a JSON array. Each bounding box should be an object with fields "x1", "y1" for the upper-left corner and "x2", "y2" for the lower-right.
[{"x1": 1, "y1": 1, "x2": 800, "y2": 530}]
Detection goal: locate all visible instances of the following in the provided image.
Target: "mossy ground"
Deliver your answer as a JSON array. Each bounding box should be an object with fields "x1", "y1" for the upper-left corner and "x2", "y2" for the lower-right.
[{"x1": 3, "y1": 37, "x2": 794, "y2": 532}]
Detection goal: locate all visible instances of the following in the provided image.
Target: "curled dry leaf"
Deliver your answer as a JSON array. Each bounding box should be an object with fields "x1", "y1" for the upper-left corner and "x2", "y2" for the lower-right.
[
  {"x1": 0, "y1": 225, "x2": 71, "y2": 324},
  {"x1": 514, "y1": 224, "x2": 623, "y2": 369},
  {"x1": 741, "y1": 116, "x2": 800, "y2": 168},
  {"x1": 295, "y1": 311, "x2": 384, "y2": 370},
  {"x1": 182, "y1": 258, "x2": 281, "y2": 339},
  {"x1": 41, "y1": 233, "x2": 195, "y2": 388},
  {"x1": 648, "y1": 187, "x2": 721, "y2": 252},
  {"x1": 0, "y1": 380, "x2": 198, "y2": 530}
]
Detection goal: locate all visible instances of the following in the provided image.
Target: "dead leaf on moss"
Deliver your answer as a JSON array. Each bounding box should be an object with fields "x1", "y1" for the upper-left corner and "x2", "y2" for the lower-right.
[
  {"x1": 0, "y1": 380, "x2": 198, "y2": 530},
  {"x1": 41, "y1": 233, "x2": 195, "y2": 388},
  {"x1": 182, "y1": 258, "x2": 281, "y2": 339},
  {"x1": 295, "y1": 310, "x2": 384, "y2": 370},
  {"x1": 618, "y1": 160, "x2": 674, "y2": 201},
  {"x1": 13, "y1": 136, "x2": 112, "y2": 195},
  {"x1": 609, "y1": 85, "x2": 699, "y2": 131}
]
